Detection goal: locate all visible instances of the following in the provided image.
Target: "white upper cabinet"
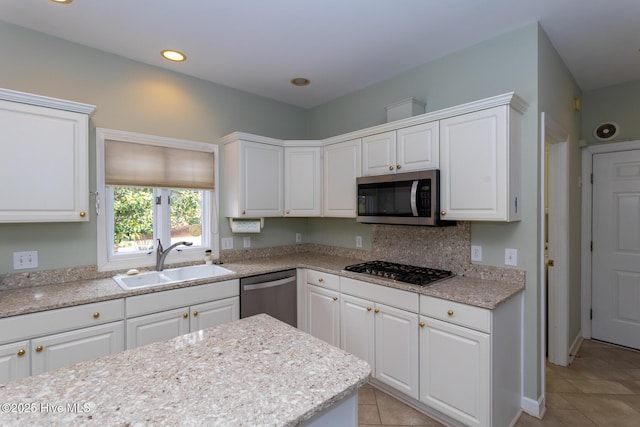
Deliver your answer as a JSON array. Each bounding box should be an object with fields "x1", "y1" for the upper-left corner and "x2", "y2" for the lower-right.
[
  {"x1": 284, "y1": 144, "x2": 322, "y2": 217},
  {"x1": 439, "y1": 103, "x2": 524, "y2": 221},
  {"x1": 323, "y1": 139, "x2": 362, "y2": 217},
  {"x1": 362, "y1": 122, "x2": 438, "y2": 176},
  {"x1": 223, "y1": 133, "x2": 284, "y2": 217},
  {"x1": 0, "y1": 88, "x2": 95, "y2": 222}
]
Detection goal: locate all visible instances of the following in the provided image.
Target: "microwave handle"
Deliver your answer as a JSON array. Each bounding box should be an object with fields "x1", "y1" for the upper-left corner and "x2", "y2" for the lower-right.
[{"x1": 410, "y1": 180, "x2": 419, "y2": 216}]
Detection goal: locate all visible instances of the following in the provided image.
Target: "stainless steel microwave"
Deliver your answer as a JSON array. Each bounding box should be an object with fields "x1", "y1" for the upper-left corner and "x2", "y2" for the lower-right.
[{"x1": 356, "y1": 170, "x2": 454, "y2": 226}]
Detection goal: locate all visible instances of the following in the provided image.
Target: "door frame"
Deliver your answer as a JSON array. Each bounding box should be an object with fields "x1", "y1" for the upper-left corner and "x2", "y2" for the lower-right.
[
  {"x1": 541, "y1": 113, "x2": 571, "y2": 367},
  {"x1": 581, "y1": 139, "x2": 640, "y2": 339}
]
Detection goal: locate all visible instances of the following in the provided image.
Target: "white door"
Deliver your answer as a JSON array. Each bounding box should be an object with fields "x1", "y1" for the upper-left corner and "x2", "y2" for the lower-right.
[
  {"x1": 592, "y1": 149, "x2": 640, "y2": 349},
  {"x1": 126, "y1": 308, "x2": 190, "y2": 348},
  {"x1": 284, "y1": 146, "x2": 322, "y2": 216},
  {"x1": 0, "y1": 341, "x2": 30, "y2": 385},
  {"x1": 323, "y1": 139, "x2": 361, "y2": 217},
  {"x1": 362, "y1": 131, "x2": 396, "y2": 176},
  {"x1": 397, "y1": 122, "x2": 439, "y2": 172}
]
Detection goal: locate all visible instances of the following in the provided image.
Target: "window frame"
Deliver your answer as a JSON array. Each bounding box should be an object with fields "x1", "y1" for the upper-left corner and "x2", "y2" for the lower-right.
[{"x1": 96, "y1": 128, "x2": 219, "y2": 272}]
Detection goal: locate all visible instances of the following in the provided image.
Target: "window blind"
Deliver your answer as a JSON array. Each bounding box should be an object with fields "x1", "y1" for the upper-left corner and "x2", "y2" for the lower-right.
[{"x1": 105, "y1": 139, "x2": 214, "y2": 190}]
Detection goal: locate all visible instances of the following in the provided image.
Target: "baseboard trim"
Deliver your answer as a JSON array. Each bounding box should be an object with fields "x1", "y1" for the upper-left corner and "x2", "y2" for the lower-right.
[
  {"x1": 521, "y1": 395, "x2": 545, "y2": 419},
  {"x1": 569, "y1": 332, "x2": 584, "y2": 363}
]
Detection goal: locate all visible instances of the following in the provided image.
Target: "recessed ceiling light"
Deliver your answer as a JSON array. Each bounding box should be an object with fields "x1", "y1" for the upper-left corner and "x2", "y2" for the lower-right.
[
  {"x1": 161, "y1": 50, "x2": 187, "y2": 62},
  {"x1": 291, "y1": 77, "x2": 310, "y2": 87},
  {"x1": 49, "y1": 0, "x2": 73, "y2": 3}
]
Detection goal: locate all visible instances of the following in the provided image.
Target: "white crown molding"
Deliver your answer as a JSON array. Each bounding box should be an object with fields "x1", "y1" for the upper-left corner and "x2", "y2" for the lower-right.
[{"x1": 0, "y1": 88, "x2": 96, "y2": 115}]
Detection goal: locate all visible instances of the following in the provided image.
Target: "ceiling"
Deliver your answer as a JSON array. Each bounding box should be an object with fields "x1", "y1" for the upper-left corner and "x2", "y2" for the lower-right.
[{"x1": 2, "y1": 0, "x2": 639, "y2": 108}]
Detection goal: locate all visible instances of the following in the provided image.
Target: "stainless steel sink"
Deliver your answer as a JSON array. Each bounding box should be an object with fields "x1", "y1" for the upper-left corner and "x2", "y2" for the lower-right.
[{"x1": 113, "y1": 264, "x2": 235, "y2": 290}]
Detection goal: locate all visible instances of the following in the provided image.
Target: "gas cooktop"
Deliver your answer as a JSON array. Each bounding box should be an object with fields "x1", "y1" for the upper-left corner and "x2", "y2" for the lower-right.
[{"x1": 344, "y1": 260, "x2": 454, "y2": 286}]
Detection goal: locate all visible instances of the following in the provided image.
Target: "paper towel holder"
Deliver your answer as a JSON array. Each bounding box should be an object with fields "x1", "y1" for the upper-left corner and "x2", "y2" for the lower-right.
[{"x1": 229, "y1": 217, "x2": 264, "y2": 233}]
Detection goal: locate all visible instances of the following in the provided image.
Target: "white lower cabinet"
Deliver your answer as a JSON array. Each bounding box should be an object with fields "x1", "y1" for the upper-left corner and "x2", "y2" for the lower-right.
[
  {"x1": 0, "y1": 299, "x2": 125, "y2": 385},
  {"x1": 125, "y1": 280, "x2": 240, "y2": 349},
  {"x1": 340, "y1": 277, "x2": 420, "y2": 399},
  {"x1": 419, "y1": 316, "x2": 489, "y2": 426},
  {"x1": 306, "y1": 284, "x2": 340, "y2": 347}
]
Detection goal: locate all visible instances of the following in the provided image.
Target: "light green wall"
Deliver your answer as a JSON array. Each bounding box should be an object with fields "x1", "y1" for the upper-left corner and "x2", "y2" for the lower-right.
[
  {"x1": 582, "y1": 80, "x2": 640, "y2": 145},
  {"x1": 537, "y1": 25, "x2": 582, "y2": 389},
  {"x1": 0, "y1": 21, "x2": 309, "y2": 273},
  {"x1": 307, "y1": 24, "x2": 546, "y2": 401}
]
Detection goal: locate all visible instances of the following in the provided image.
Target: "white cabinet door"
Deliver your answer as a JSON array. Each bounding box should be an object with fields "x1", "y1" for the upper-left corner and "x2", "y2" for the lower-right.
[
  {"x1": 284, "y1": 146, "x2": 322, "y2": 216},
  {"x1": 126, "y1": 308, "x2": 190, "y2": 349},
  {"x1": 0, "y1": 341, "x2": 30, "y2": 385},
  {"x1": 340, "y1": 294, "x2": 375, "y2": 368},
  {"x1": 323, "y1": 139, "x2": 361, "y2": 217},
  {"x1": 31, "y1": 322, "x2": 124, "y2": 376},
  {"x1": 419, "y1": 316, "x2": 490, "y2": 427},
  {"x1": 224, "y1": 139, "x2": 284, "y2": 217},
  {"x1": 362, "y1": 131, "x2": 396, "y2": 176},
  {"x1": 306, "y1": 284, "x2": 340, "y2": 347},
  {"x1": 374, "y1": 303, "x2": 419, "y2": 399},
  {"x1": 396, "y1": 122, "x2": 439, "y2": 172},
  {"x1": 190, "y1": 297, "x2": 239, "y2": 332},
  {"x1": 439, "y1": 105, "x2": 521, "y2": 221},
  {"x1": 0, "y1": 97, "x2": 92, "y2": 222}
]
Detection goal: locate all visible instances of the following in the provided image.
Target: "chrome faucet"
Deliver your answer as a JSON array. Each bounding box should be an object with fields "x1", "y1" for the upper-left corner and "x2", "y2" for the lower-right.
[{"x1": 156, "y1": 239, "x2": 193, "y2": 271}]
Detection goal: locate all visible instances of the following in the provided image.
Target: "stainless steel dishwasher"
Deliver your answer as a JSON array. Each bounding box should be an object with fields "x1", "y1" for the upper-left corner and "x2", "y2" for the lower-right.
[{"x1": 240, "y1": 269, "x2": 297, "y2": 327}]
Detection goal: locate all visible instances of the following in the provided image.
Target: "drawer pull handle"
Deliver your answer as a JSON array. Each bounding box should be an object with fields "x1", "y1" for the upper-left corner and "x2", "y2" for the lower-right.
[
  {"x1": 332, "y1": 296, "x2": 338, "y2": 301},
  {"x1": 419, "y1": 321, "x2": 425, "y2": 328},
  {"x1": 193, "y1": 311, "x2": 199, "y2": 317},
  {"x1": 183, "y1": 313, "x2": 189, "y2": 318},
  {"x1": 17, "y1": 349, "x2": 26, "y2": 356},
  {"x1": 447, "y1": 310, "x2": 454, "y2": 316},
  {"x1": 93, "y1": 312, "x2": 100, "y2": 318},
  {"x1": 374, "y1": 308, "x2": 380, "y2": 314},
  {"x1": 367, "y1": 307, "x2": 372, "y2": 312},
  {"x1": 396, "y1": 164, "x2": 401, "y2": 170},
  {"x1": 388, "y1": 165, "x2": 394, "y2": 170},
  {"x1": 318, "y1": 278, "x2": 324, "y2": 283},
  {"x1": 35, "y1": 346, "x2": 44, "y2": 352}
]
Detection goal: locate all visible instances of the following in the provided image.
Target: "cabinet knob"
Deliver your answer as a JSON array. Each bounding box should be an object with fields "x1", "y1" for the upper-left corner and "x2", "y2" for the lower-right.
[
  {"x1": 318, "y1": 278, "x2": 324, "y2": 283},
  {"x1": 441, "y1": 210, "x2": 447, "y2": 216},
  {"x1": 183, "y1": 313, "x2": 189, "y2": 318},
  {"x1": 93, "y1": 312, "x2": 100, "y2": 318},
  {"x1": 419, "y1": 321, "x2": 425, "y2": 328},
  {"x1": 388, "y1": 165, "x2": 394, "y2": 170},
  {"x1": 374, "y1": 308, "x2": 380, "y2": 314},
  {"x1": 332, "y1": 296, "x2": 338, "y2": 301},
  {"x1": 447, "y1": 310, "x2": 454, "y2": 316},
  {"x1": 35, "y1": 345, "x2": 44, "y2": 352},
  {"x1": 396, "y1": 165, "x2": 401, "y2": 170},
  {"x1": 79, "y1": 211, "x2": 86, "y2": 217},
  {"x1": 285, "y1": 210, "x2": 290, "y2": 215},
  {"x1": 367, "y1": 307, "x2": 372, "y2": 312},
  {"x1": 193, "y1": 311, "x2": 199, "y2": 317},
  {"x1": 17, "y1": 349, "x2": 26, "y2": 357},
  {"x1": 242, "y1": 210, "x2": 246, "y2": 215}
]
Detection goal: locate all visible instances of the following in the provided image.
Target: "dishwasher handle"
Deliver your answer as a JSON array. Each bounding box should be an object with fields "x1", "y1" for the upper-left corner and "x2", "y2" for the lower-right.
[{"x1": 242, "y1": 276, "x2": 294, "y2": 291}]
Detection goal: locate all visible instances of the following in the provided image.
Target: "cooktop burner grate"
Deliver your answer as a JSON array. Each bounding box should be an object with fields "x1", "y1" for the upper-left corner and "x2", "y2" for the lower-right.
[{"x1": 344, "y1": 260, "x2": 454, "y2": 286}]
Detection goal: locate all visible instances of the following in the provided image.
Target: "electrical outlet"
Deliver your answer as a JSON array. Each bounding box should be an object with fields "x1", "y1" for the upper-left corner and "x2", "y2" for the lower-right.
[
  {"x1": 295, "y1": 233, "x2": 302, "y2": 243},
  {"x1": 505, "y1": 248, "x2": 518, "y2": 266},
  {"x1": 243, "y1": 236, "x2": 251, "y2": 248},
  {"x1": 471, "y1": 245, "x2": 482, "y2": 262},
  {"x1": 355, "y1": 235, "x2": 363, "y2": 248},
  {"x1": 13, "y1": 251, "x2": 38, "y2": 270},
  {"x1": 221, "y1": 238, "x2": 233, "y2": 250}
]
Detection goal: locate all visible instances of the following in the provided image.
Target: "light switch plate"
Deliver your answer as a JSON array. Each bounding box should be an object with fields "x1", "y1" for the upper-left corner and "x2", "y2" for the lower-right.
[
  {"x1": 471, "y1": 245, "x2": 482, "y2": 262},
  {"x1": 221, "y1": 238, "x2": 233, "y2": 250},
  {"x1": 505, "y1": 248, "x2": 518, "y2": 266},
  {"x1": 355, "y1": 236, "x2": 363, "y2": 248},
  {"x1": 13, "y1": 251, "x2": 38, "y2": 270},
  {"x1": 296, "y1": 233, "x2": 302, "y2": 243},
  {"x1": 243, "y1": 236, "x2": 251, "y2": 248}
]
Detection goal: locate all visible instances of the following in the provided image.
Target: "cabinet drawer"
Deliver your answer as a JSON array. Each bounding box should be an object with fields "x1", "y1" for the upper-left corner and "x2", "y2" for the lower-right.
[
  {"x1": 341, "y1": 277, "x2": 419, "y2": 313},
  {"x1": 306, "y1": 270, "x2": 340, "y2": 291},
  {"x1": 126, "y1": 280, "x2": 239, "y2": 317},
  {"x1": 0, "y1": 299, "x2": 124, "y2": 345},
  {"x1": 420, "y1": 295, "x2": 490, "y2": 333}
]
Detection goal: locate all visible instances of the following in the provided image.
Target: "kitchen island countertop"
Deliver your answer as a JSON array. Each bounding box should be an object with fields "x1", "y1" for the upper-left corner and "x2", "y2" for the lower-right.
[{"x1": 0, "y1": 313, "x2": 371, "y2": 426}]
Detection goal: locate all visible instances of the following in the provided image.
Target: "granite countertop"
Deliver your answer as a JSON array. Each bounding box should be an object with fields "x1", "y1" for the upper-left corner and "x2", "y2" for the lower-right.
[
  {"x1": 0, "y1": 252, "x2": 525, "y2": 319},
  {"x1": 0, "y1": 314, "x2": 371, "y2": 426}
]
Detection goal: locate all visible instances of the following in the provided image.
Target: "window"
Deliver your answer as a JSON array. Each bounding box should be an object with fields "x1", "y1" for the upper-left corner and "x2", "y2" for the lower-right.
[{"x1": 96, "y1": 128, "x2": 219, "y2": 272}]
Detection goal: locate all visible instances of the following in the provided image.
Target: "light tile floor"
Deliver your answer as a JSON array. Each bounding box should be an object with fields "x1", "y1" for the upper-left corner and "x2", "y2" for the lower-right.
[{"x1": 358, "y1": 339, "x2": 640, "y2": 427}]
